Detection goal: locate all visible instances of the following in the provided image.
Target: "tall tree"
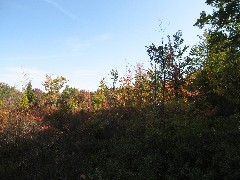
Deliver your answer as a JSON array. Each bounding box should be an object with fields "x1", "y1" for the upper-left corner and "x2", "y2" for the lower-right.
[
  {"x1": 194, "y1": 0, "x2": 240, "y2": 114},
  {"x1": 146, "y1": 30, "x2": 191, "y2": 112}
]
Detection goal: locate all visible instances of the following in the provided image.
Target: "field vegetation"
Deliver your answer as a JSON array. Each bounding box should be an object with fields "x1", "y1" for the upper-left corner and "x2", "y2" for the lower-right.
[{"x1": 0, "y1": 1, "x2": 240, "y2": 179}]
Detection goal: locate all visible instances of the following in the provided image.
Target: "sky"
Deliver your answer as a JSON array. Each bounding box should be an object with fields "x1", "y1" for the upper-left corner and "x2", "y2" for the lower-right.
[{"x1": 0, "y1": 0, "x2": 212, "y2": 91}]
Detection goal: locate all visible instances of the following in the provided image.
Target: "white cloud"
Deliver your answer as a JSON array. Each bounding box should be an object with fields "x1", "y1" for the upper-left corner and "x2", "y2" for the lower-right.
[
  {"x1": 4, "y1": 67, "x2": 46, "y2": 76},
  {"x1": 43, "y1": 0, "x2": 80, "y2": 22},
  {"x1": 74, "y1": 70, "x2": 99, "y2": 76},
  {"x1": 64, "y1": 70, "x2": 101, "y2": 91},
  {"x1": 0, "y1": 66, "x2": 102, "y2": 91},
  {"x1": 0, "y1": 54, "x2": 61, "y2": 61},
  {"x1": 0, "y1": 67, "x2": 47, "y2": 90}
]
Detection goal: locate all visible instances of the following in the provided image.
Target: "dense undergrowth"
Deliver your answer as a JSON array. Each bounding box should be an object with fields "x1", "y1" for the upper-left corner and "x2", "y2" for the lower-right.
[{"x1": 0, "y1": 104, "x2": 239, "y2": 179}]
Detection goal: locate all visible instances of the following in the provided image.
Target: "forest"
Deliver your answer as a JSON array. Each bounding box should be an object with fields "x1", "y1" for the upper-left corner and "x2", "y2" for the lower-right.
[{"x1": 0, "y1": 0, "x2": 240, "y2": 179}]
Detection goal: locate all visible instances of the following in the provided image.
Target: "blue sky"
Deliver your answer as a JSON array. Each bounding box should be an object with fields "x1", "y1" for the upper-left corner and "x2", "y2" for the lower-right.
[{"x1": 0, "y1": 0, "x2": 211, "y2": 91}]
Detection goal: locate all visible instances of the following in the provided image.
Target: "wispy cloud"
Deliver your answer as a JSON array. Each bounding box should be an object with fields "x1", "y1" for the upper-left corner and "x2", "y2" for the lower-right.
[
  {"x1": 2, "y1": 0, "x2": 25, "y2": 10},
  {"x1": 63, "y1": 33, "x2": 114, "y2": 54},
  {"x1": 65, "y1": 37, "x2": 90, "y2": 53},
  {"x1": 43, "y1": 0, "x2": 80, "y2": 22},
  {"x1": 94, "y1": 33, "x2": 114, "y2": 41}
]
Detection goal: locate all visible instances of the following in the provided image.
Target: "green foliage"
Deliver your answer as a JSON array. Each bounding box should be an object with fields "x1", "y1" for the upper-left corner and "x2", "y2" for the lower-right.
[
  {"x1": 60, "y1": 85, "x2": 79, "y2": 112},
  {"x1": 0, "y1": 83, "x2": 21, "y2": 110},
  {"x1": 25, "y1": 82, "x2": 36, "y2": 107},
  {"x1": 195, "y1": 0, "x2": 240, "y2": 53},
  {"x1": 43, "y1": 75, "x2": 68, "y2": 94},
  {"x1": 17, "y1": 82, "x2": 38, "y2": 112},
  {"x1": 18, "y1": 93, "x2": 29, "y2": 112},
  {"x1": 110, "y1": 68, "x2": 119, "y2": 90},
  {"x1": 92, "y1": 78, "x2": 108, "y2": 110},
  {"x1": 195, "y1": 0, "x2": 240, "y2": 31}
]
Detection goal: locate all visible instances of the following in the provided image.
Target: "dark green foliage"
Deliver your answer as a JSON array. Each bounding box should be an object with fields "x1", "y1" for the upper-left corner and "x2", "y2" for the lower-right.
[
  {"x1": 25, "y1": 82, "x2": 36, "y2": 107},
  {"x1": 195, "y1": 0, "x2": 240, "y2": 30},
  {"x1": 192, "y1": 0, "x2": 240, "y2": 115},
  {"x1": 110, "y1": 68, "x2": 119, "y2": 90}
]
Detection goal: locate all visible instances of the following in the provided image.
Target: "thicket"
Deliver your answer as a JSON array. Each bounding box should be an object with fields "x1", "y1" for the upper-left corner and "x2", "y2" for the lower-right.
[{"x1": 0, "y1": 1, "x2": 239, "y2": 179}]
